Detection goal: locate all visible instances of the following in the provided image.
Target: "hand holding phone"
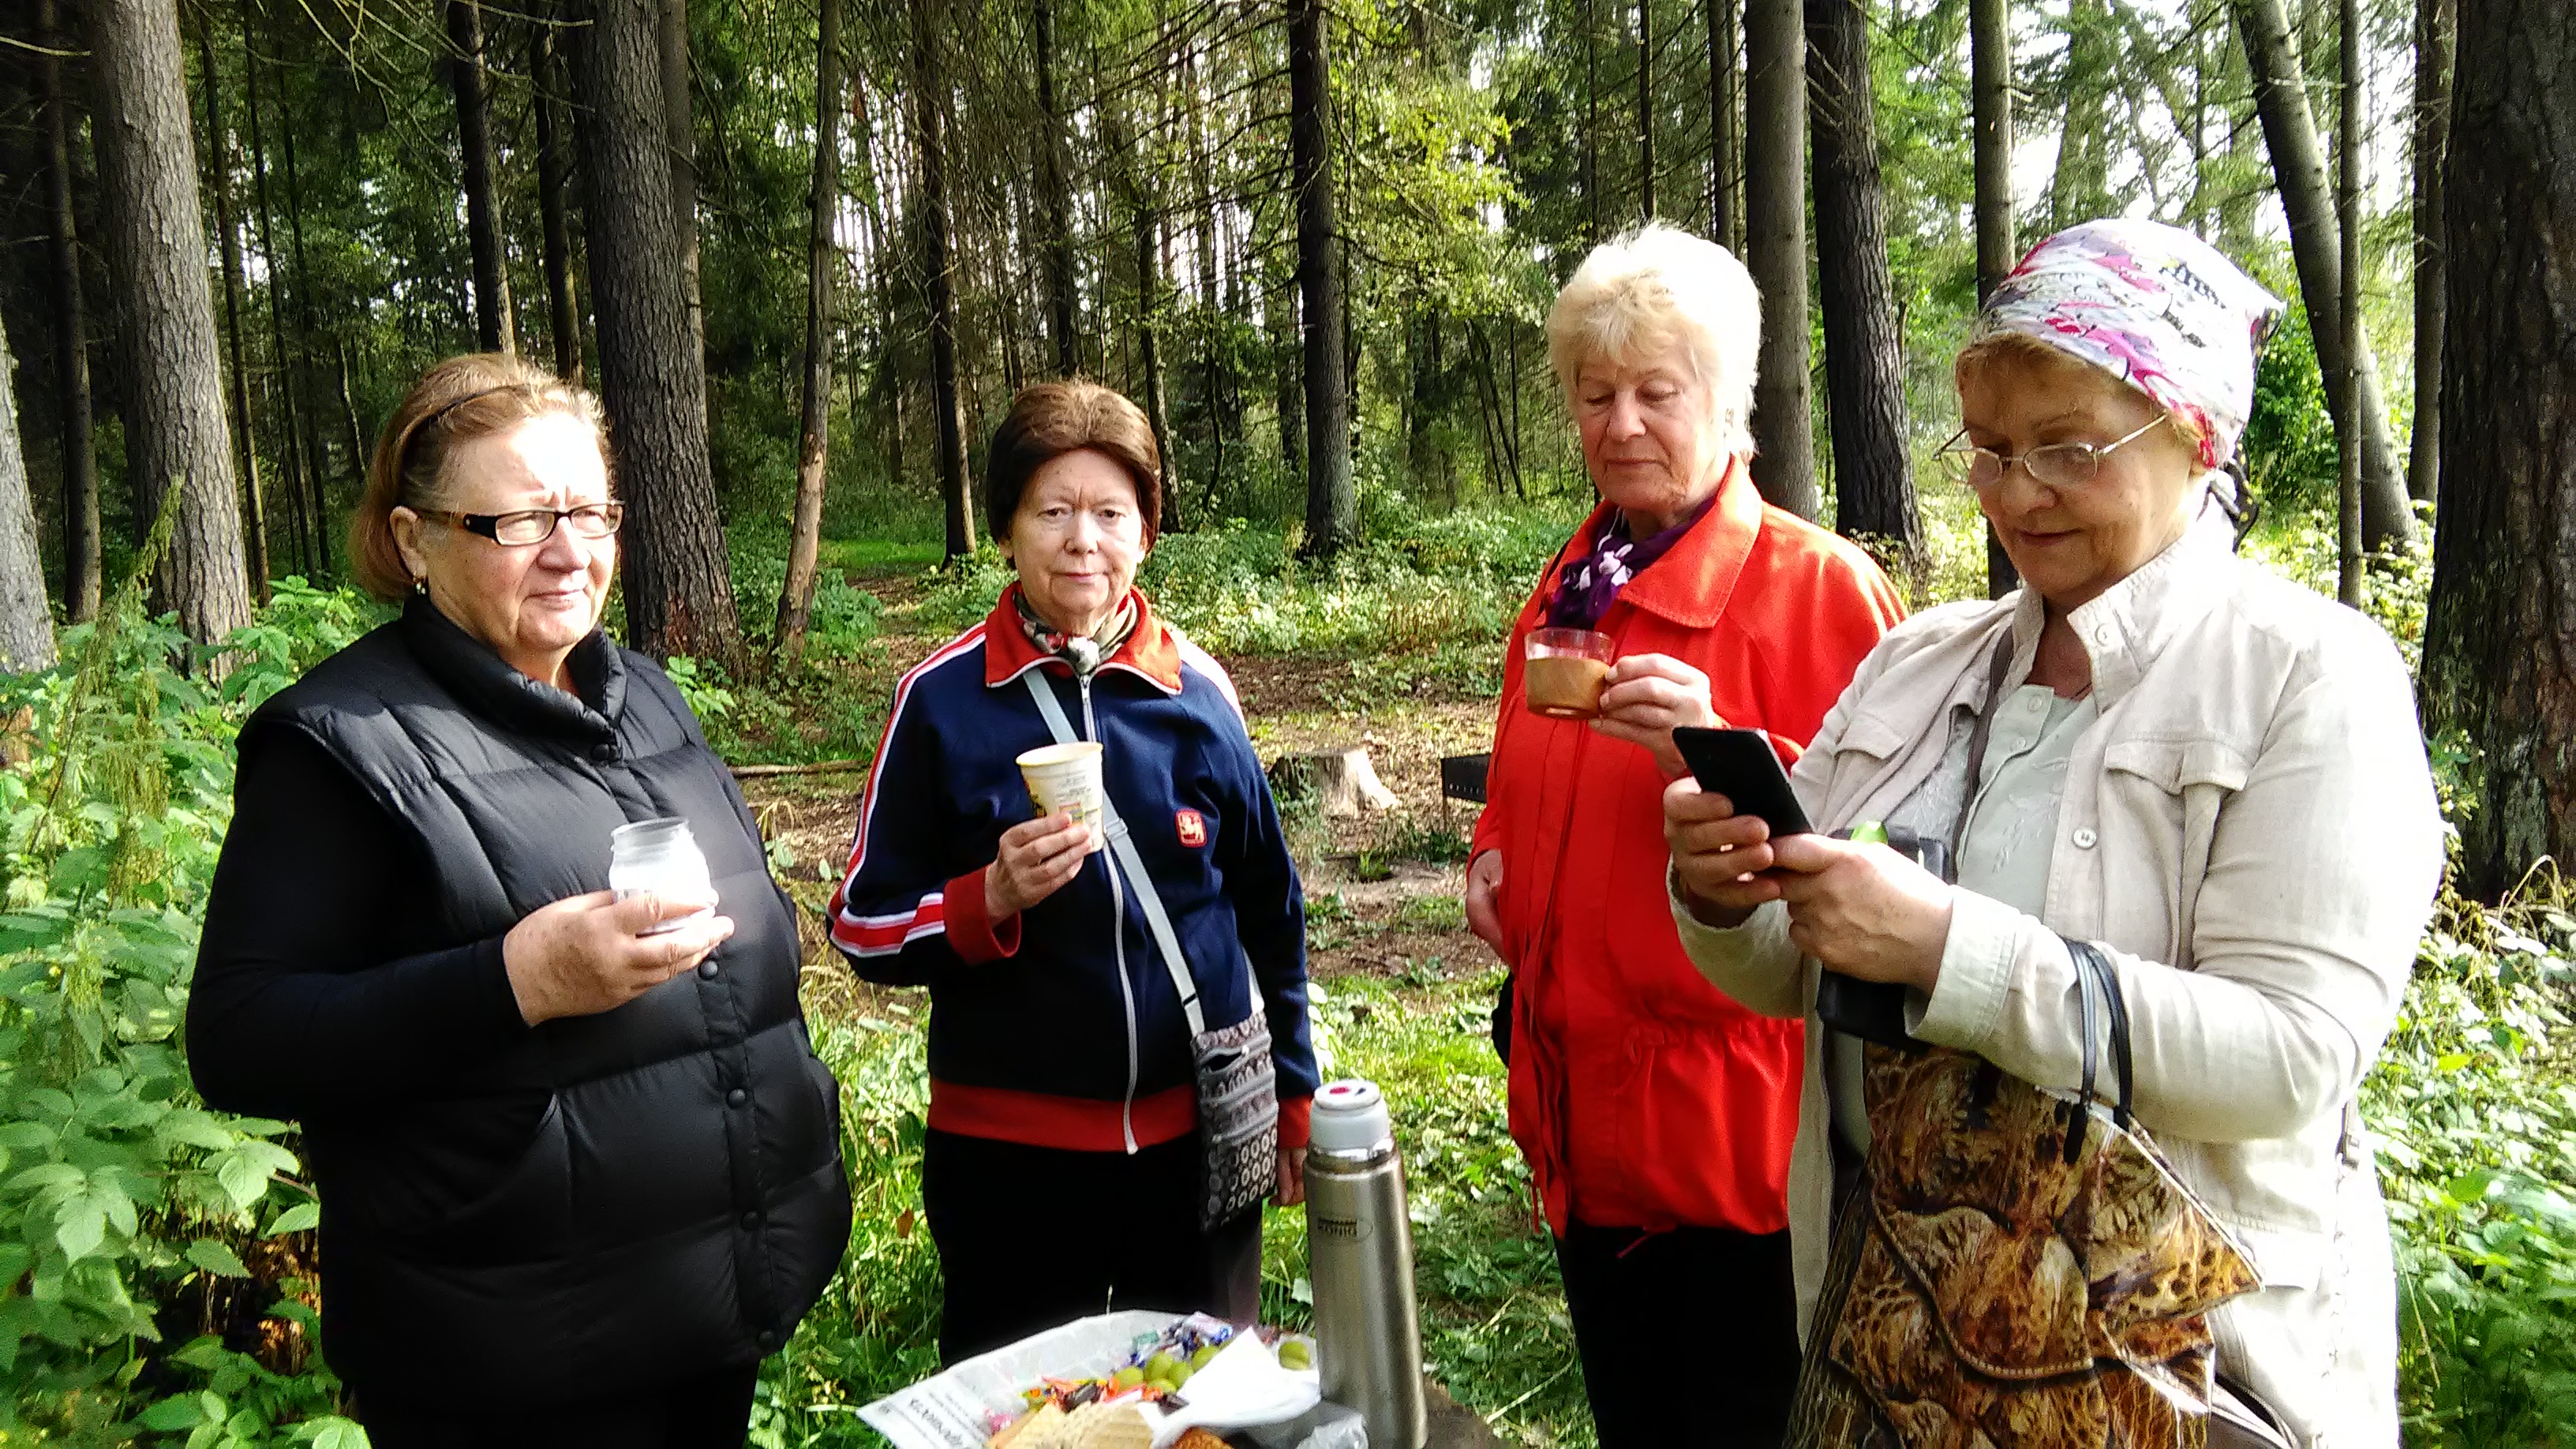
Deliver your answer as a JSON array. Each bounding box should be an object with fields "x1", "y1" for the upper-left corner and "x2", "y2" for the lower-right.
[{"x1": 1663, "y1": 728, "x2": 1803, "y2": 927}]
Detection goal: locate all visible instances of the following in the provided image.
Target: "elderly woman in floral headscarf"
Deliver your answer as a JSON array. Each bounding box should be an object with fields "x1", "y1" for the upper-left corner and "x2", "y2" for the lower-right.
[{"x1": 1663, "y1": 220, "x2": 2443, "y2": 1447}]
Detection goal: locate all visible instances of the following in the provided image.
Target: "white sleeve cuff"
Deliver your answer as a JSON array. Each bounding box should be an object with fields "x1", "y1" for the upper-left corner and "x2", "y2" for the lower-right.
[{"x1": 1908, "y1": 887, "x2": 2033, "y2": 1054}]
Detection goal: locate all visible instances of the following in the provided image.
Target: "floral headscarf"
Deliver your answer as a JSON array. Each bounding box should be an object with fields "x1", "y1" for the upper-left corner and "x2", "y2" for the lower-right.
[{"x1": 1972, "y1": 219, "x2": 2284, "y2": 470}]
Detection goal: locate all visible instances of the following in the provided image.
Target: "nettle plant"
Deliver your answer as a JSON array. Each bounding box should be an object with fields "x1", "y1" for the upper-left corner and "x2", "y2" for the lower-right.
[{"x1": 0, "y1": 519, "x2": 382, "y2": 1443}]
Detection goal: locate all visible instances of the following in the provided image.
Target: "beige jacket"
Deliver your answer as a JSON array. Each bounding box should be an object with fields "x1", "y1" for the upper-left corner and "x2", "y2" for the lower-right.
[{"x1": 1672, "y1": 518, "x2": 2443, "y2": 1448}]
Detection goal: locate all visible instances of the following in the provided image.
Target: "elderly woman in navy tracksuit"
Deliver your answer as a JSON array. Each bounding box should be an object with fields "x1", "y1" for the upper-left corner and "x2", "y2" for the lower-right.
[{"x1": 829, "y1": 380, "x2": 1317, "y2": 1362}]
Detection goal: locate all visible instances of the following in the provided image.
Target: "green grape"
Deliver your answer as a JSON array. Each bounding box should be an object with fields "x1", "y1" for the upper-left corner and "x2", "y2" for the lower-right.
[
  {"x1": 1189, "y1": 1345, "x2": 1221, "y2": 1370},
  {"x1": 1276, "y1": 1339, "x2": 1312, "y2": 1371}
]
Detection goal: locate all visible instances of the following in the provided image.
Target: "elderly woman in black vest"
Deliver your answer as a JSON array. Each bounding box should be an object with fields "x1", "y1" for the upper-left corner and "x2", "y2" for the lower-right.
[{"x1": 187, "y1": 354, "x2": 849, "y2": 1447}]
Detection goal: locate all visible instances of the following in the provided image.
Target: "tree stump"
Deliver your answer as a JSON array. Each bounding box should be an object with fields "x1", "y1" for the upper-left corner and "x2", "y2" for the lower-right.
[{"x1": 1268, "y1": 747, "x2": 1399, "y2": 818}]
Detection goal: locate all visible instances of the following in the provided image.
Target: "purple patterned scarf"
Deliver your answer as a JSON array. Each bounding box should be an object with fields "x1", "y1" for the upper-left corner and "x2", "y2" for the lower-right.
[{"x1": 1544, "y1": 496, "x2": 1717, "y2": 631}]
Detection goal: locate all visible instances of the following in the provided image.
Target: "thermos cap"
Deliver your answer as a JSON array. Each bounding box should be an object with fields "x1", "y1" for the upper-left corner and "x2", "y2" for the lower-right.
[{"x1": 1309, "y1": 1079, "x2": 1394, "y2": 1153}]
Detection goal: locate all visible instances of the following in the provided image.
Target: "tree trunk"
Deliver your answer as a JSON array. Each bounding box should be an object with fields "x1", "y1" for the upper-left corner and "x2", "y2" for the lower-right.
[
  {"x1": 535, "y1": 21, "x2": 586, "y2": 383},
  {"x1": 335, "y1": 338, "x2": 368, "y2": 489},
  {"x1": 240, "y1": 26, "x2": 311, "y2": 578},
  {"x1": 270, "y1": 23, "x2": 336, "y2": 553},
  {"x1": 1137, "y1": 199, "x2": 1178, "y2": 537},
  {"x1": 1118, "y1": 48, "x2": 1178, "y2": 532},
  {"x1": 1743, "y1": 0, "x2": 1816, "y2": 519},
  {"x1": 87, "y1": 0, "x2": 253, "y2": 645},
  {"x1": 0, "y1": 322, "x2": 59, "y2": 670},
  {"x1": 1709, "y1": 0, "x2": 1740, "y2": 249},
  {"x1": 1582, "y1": 0, "x2": 1601, "y2": 243},
  {"x1": 196, "y1": 13, "x2": 272, "y2": 603},
  {"x1": 2233, "y1": 0, "x2": 2415, "y2": 548},
  {"x1": 775, "y1": 0, "x2": 843, "y2": 668},
  {"x1": 1271, "y1": 278, "x2": 1302, "y2": 491},
  {"x1": 909, "y1": 0, "x2": 973, "y2": 560},
  {"x1": 570, "y1": 0, "x2": 743, "y2": 667},
  {"x1": 1971, "y1": 0, "x2": 2018, "y2": 595},
  {"x1": 1637, "y1": 0, "x2": 1656, "y2": 221},
  {"x1": 1807, "y1": 0, "x2": 1919, "y2": 574},
  {"x1": 659, "y1": 0, "x2": 706, "y2": 382},
  {"x1": 447, "y1": 0, "x2": 515, "y2": 354},
  {"x1": 1290, "y1": 0, "x2": 1354, "y2": 556},
  {"x1": 2408, "y1": 0, "x2": 2452, "y2": 506},
  {"x1": 1035, "y1": 0, "x2": 1079, "y2": 376},
  {"x1": 2051, "y1": 0, "x2": 2113, "y2": 229},
  {"x1": 39, "y1": 0, "x2": 101, "y2": 623},
  {"x1": 2417, "y1": 0, "x2": 2576, "y2": 898},
  {"x1": 2334, "y1": 0, "x2": 2364, "y2": 607}
]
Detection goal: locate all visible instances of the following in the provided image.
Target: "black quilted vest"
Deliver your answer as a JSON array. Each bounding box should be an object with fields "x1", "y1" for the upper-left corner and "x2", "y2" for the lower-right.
[{"x1": 242, "y1": 599, "x2": 850, "y2": 1409}]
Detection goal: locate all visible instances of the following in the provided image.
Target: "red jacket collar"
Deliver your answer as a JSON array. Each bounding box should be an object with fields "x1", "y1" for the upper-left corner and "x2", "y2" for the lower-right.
[
  {"x1": 1544, "y1": 457, "x2": 1765, "y2": 631},
  {"x1": 982, "y1": 585, "x2": 1184, "y2": 695}
]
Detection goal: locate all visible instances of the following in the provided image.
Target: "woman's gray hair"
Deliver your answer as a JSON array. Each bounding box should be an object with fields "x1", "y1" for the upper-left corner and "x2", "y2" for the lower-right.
[{"x1": 1545, "y1": 223, "x2": 1762, "y2": 459}]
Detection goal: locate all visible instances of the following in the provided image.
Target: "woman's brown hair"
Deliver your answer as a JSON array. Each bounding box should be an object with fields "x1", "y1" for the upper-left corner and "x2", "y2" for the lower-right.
[
  {"x1": 349, "y1": 353, "x2": 609, "y2": 600},
  {"x1": 983, "y1": 380, "x2": 1164, "y2": 549}
]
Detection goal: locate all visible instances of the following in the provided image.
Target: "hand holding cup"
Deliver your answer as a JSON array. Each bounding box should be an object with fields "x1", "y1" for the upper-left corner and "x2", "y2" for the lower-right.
[
  {"x1": 987, "y1": 811, "x2": 1095, "y2": 919},
  {"x1": 504, "y1": 889, "x2": 734, "y2": 1026},
  {"x1": 1592, "y1": 653, "x2": 1720, "y2": 776}
]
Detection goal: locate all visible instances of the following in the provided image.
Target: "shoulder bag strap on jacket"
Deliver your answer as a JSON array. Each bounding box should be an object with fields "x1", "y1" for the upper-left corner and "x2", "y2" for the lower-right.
[{"x1": 1021, "y1": 671, "x2": 1207, "y2": 1038}]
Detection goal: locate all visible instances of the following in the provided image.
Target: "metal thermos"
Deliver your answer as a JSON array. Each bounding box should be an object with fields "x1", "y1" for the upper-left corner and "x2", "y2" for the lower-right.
[{"x1": 1305, "y1": 1079, "x2": 1428, "y2": 1449}]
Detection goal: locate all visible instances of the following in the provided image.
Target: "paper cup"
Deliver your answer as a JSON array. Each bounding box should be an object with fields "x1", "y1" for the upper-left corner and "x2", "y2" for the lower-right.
[{"x1": 1017, "y1": 741, "x2": 1107, "y2": 853}]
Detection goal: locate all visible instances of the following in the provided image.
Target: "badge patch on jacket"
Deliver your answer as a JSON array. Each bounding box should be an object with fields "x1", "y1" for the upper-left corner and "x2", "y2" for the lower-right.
[{"x1": 1175, "y1": 809, "x2": 1207, "y2": 848}]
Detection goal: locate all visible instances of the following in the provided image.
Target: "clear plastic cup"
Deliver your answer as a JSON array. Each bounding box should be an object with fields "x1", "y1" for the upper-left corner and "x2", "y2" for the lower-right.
[
  {"x1": 608, "y1": 818, "x2": 717, "y2": 934},
  {"x1": 1523, "y1": 628, "x2": 1618, "y2": 719},
  {"x1": 1016, "y1": 741, "x2": 1107, "y2": 853}
]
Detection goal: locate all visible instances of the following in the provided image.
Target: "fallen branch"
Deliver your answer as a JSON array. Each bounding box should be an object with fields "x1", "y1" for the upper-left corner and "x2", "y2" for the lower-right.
[{"x1": 728, "y1": 758, "x2": 871, "y2": 779}]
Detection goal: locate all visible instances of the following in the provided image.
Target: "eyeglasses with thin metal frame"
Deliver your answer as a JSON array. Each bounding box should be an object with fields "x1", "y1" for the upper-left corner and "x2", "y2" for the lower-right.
[
  {"x1": 416, "y1": 504, "x2": 625, "y2": 546},
  {"x1": 1937, "y1": 415, "x2": 2170, "y2": 491}
]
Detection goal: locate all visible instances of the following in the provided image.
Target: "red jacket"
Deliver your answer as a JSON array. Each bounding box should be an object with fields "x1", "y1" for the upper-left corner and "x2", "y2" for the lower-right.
[{"x1": 1473, "y1": 462, "x2": 1905, "y2": 1235}]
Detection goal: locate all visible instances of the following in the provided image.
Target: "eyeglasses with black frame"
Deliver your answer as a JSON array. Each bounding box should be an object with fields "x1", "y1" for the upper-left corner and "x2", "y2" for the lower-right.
[
  {"x1": 417, "y1": 503, "x2": 625, "y2": 546},
  {"x1": 1936, "y1": 415, "x2": 2170, "y2": 492}
]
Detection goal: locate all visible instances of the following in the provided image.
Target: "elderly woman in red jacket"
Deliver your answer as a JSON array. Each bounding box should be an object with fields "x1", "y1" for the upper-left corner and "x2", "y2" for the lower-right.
[{"x1": 1463, "y1": 224, "x2": 1904, "y2": 1449}]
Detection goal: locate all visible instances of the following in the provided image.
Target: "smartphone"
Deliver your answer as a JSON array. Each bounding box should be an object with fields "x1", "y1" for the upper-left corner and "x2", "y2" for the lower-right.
[{"x1": 1670, "y1": 727, "x2": 1813, "y2": 837}]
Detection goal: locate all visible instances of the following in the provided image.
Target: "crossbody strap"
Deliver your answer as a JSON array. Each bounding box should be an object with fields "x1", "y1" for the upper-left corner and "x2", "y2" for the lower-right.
[
  {"x1": 1022, "y1": 671, "x2": 1207, "y2": 1037},
  {"x1": 1949, "y1": 632, "x2": 2023, "y2": 867}
]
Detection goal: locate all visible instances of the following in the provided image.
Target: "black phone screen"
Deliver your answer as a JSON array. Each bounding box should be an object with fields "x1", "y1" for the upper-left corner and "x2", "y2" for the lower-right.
[{"x1": 1670, "y1": 727, "x2": 1813, "y2": 837}]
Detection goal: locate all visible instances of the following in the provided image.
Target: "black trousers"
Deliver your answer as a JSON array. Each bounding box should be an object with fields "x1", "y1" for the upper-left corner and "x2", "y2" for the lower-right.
[
  {"x1": 923, "y1": 1129, "x2": 1263, "y2": 1365},
  {"x1": 358, "y1": 1361, "x2": 758, "y2": 1448},
  {"x1": 1553, "y1": 1220, "x2": 1800, "y2": 1449}
]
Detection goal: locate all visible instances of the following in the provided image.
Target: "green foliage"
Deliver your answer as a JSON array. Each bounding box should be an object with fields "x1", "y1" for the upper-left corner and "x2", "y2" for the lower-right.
[
  {"x1": 748, "y1": 1004, "x2": 940, "y2": 1444},
  {"x1": 2241, "y1": 301, "x2": 2343, "y2": 522},
  {"x1": 0, "y1": 541, "x2": 379, "y2": 1441},
  {"x1": 2367, "y1": 881, "x2": 2576, "y2": 1445}
]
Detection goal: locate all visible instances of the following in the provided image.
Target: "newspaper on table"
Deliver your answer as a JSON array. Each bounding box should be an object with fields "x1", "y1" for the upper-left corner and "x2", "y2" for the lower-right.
[{"x1": 858, "y1": 1312, "x2": 1328, "y2": 1449}]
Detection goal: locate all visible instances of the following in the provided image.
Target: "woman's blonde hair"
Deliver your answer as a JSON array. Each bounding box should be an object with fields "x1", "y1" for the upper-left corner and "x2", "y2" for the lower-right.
[
  {"x1": 349, "y1": 354, "x2": 608, "y2": 601},
  {"x1": 1545, "y1": 224, "x2": 1762, "y2": 459}
]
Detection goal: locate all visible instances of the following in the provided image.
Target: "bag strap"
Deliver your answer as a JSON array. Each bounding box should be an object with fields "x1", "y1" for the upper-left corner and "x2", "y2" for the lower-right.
[
  {"x1": 1949, "y1": 633, "x2": 2024, "y2": 866},
  {"x1": 2068, "y1": 938, "x2": 2100, "y2": 1164},
  {"x1": 1022, "y1": 671, "x2": 1207, "y2": 1037},
  {"x1": 2062, "y1": 939, "x2": 2138, "y2": 1158},
  {"x1": 2096, "y1": 945, "x2": 2136, "y2": 1129}
]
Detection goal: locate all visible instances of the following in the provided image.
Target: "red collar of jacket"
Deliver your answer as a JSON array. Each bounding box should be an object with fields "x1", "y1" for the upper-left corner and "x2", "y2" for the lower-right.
[
  {"x1": 1544, "y1": 457, "x2": 1765, "y2": 631},
  {"x1": 981, "y1": 584, "x2": 1183, "y2": 695}
]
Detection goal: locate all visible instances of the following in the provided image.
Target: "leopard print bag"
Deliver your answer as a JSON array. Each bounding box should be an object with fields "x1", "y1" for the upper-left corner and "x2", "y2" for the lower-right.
[{"x1": 1786, "y1": 940, "x2": 2264, "y2": 1449}]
